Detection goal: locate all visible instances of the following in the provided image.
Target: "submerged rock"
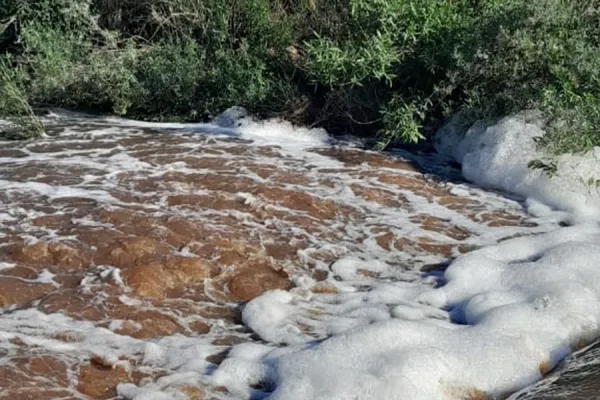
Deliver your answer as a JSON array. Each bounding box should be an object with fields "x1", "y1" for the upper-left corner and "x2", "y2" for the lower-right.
[{"x1": 228, "y1": 267, "x2": 293, "y2": 301}]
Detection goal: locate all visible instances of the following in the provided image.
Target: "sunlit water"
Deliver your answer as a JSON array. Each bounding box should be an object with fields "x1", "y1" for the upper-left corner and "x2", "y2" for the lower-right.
[{"x1": 0, "y1": 115, "x2": 594, "y2": 399}]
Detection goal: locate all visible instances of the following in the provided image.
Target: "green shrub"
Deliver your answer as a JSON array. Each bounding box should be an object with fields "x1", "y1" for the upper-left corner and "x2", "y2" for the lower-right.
[
  {"x1": 0, "y1": 56, "x2": 43, "y2": 139},
  {"x1": 132, "y1": 39, "x2": 205, "y2": 119},
  {"x1": 378, "y1": 97, "x2": 428, "y2": 148},
  {"x1": 438, "y1": 0, "x2": 600, "y2": 154},
  {"x1": 203, "y1": 45, "x2": 273, "y2": 116},
  {"x1": 0, "y1": 0, "x2": 598, "y2": 157},
  {"x1": 20, "y1": 24, "x2": 137, "y2": 114}
]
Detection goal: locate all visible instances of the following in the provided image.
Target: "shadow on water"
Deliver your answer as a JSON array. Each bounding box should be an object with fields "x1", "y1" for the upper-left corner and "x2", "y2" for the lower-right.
[{"x1": 386, "y1": 145, "x2": 530, "y2": 205}]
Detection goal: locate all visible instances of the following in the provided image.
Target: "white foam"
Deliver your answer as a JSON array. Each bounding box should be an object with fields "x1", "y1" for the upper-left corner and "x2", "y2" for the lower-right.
[
  {"x1": 0, "y1": 179, "x2": 120, "y2": 203},
  {"x1": 1, "y1": 108, "x2": 595, "y2": 399},
  {"x1": 329, "y1": 257, "x2": 389, "y2": 281},
  {"x1": 435, "y1": 112, "x2": 600, "y2": 221},
  {"x1": 211, "y1": 112, "x2": 600, "y2": 399},
  {"x1": 42, "y1": 107, "x2": 332, "y2": 150},
  {"x1": 221, "y1": 225, "x2": 600, "y2": 400},
  {"x1": 241, "y1": 290, "x2": 306, "y2": 345},
  {"x1": 236, "y1": 118, "x2": 330, "y2": 149}
]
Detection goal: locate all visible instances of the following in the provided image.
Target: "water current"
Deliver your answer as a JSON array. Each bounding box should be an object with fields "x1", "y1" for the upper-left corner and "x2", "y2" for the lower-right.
[{"x1": 0, "y1": 113, "x2": 595, "y2": 399}]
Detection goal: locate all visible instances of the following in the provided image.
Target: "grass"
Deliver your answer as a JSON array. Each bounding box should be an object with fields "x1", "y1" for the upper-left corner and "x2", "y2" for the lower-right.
[
  {"x1": 0, "y1": 0, "x2": 598, "y2": 155},
  {"x1": 0, "y1": 56, "x2": 44, "y2": 139}
]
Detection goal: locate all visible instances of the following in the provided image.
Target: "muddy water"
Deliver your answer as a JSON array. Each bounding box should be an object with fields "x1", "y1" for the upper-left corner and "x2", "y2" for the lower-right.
[{"x1": 0, "y1": 119, "x2": 585, "y2": 399}]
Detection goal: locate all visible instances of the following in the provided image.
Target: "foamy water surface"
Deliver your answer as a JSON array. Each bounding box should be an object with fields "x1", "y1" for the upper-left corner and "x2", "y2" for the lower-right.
[{"x1": 0, "y1": 110, "x2": 598, "y2": 400}]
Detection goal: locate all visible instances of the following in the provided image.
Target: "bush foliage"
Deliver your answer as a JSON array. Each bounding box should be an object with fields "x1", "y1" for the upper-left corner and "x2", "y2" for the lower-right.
[{"x1": 0, "y1": 0, "x2": 598, "y2": 152}]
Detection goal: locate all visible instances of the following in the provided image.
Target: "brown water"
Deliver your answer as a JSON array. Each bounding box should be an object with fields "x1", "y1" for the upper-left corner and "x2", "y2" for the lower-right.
[{"x1": 0, "y1": 117, "x2": 592, "y2": 399}]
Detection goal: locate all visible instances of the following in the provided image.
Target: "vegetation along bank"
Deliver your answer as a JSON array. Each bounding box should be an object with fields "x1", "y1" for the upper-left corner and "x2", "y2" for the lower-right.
[{"x1": 0, "y1": 0, "x2": 599, "y2": 155}]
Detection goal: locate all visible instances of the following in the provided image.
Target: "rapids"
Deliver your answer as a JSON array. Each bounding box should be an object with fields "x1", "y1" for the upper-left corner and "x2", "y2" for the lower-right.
[{"x1": 0, "y1": 111, "x2": 596, "y2": 399}]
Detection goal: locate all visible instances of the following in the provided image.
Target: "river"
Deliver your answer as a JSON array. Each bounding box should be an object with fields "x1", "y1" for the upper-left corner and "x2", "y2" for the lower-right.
[{"x1": 0, "y1": 112, "x2": 597, "y2": 399}]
